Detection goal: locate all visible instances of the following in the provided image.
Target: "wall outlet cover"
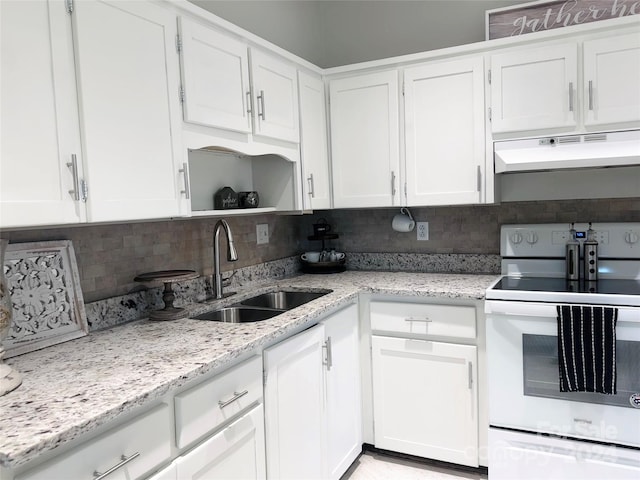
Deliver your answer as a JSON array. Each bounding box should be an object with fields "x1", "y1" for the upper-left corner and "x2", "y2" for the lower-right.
[
  {"x1": 417, "y1": 222, "x2": 429, "y2": 241},
  {"x1": 257, "y1": 224, "x2": 269, "y2": 244}
]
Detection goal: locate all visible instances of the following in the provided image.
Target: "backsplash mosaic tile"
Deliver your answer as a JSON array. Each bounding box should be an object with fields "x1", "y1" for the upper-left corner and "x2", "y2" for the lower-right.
[{"x1": 2, "y1": 197, "x2": 638, "y2": 306}]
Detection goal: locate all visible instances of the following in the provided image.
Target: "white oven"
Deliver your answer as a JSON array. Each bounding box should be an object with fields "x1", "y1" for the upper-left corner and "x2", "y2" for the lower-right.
[
  {"x1": 485, "y1": 223, "x2": 640, "y2": 479},
  {"x1": 486, "y1": 300, "x2": 640, "y2": 446}
]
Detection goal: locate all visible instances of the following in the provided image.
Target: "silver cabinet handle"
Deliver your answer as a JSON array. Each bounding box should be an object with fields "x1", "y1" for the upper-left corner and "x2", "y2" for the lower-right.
[
  {"x1": 323, "y1": 336, "x2": 333, "y2": 371},
  {"x1": 93, "y1": 452, "x2": 140, "y2": 480},
  {"x1": 257, "y1": 90, "x2": 266, "y2": 120},
  {"x1": 66, "y1": 154, "x2": 81, "y2": 201},
  {"x1": 307, "y1": 173, "x2": 315, "y2": 197},
  {"x1": 588, "y1": 80, "x2": 594, "y2": 111},
  {"x1": 391, "y1": 171, "x2": 396, "y2": 197},
  {"x1": 468, "y1": 361, "x2": 473, "y2": 390},
  {"x1": 246, "y1": 91, "x2": 252, "y2": 115},
  {"x1": 404, "y1": 317, "x2": 432, "y2": 323},
  {"x1": 568, "y1": 82, "x2": 574, "y2": 112},
  {"x1": 218, "y1": 389, "x2": 249, "y2": 409},
  {"x1": 179, "y1": 162, "x2": 190, "y2": 199},
  {"x1": 476, "y1": 165, "x2": 482, "y2": 192}
]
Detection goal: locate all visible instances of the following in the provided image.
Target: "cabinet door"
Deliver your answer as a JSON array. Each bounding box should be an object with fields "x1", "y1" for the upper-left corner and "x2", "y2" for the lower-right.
[
  {"x1": 263, "y1": 324, "x2": 326, "y2": 480},
  {"x1": 176, "y1": 405, "x2": 266, "y2": 480},
  {"x1": 178, "y1": 17, "x2": 252, "y2": 133},
  {"x1": 250, "y1": 49, "x2": 300, "y2": 143},
  {"x1": 322, "y1": 304, "x2": 362, "y2": 480},
  {"x1": 404, "y1": 57, "x2": 485, "y2": 206},
  {"x1": 583, "y1": 33, "x2": 640, "y2": 126},
  {"x1": 0, "y1": 0, "x2": 85, "y2": 227},
  {"x1": 298, "y1": 71, "x2": 331, "y2": 210},
  {"x1": 490, "y1": 43, "x2": 577, "y2": 133},
  {"x1": 72, "y1": 0, "x2": 186, "y2": 222},
  {"x1": 329, "y1": 71, "x2": 401, "y2": 208},
  {"x1": 371, "y1": 336, "x2": 478, "y2": 467}
]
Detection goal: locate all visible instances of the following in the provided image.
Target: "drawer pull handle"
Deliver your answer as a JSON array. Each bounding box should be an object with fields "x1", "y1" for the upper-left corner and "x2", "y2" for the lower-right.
[
  {"x1": 404, "y1": 317, "x2": 432, "y2": 323},
  {"x1": 218, "y1": 389, "x2": 249, "y2": 409},
  {"x1": 93, "y1": 452, "x2": 140, "y2": 480}
]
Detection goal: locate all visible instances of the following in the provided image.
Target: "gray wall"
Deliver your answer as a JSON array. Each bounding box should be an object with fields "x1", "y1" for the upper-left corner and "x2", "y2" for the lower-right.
[{"x1": 190, "y1": 0, "x2": 524, "y2": 67}]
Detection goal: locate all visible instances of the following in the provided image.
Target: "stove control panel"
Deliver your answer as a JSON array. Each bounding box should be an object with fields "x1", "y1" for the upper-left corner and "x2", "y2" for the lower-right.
[{"x1": 501, "y1": 223, "x2": 640, "y2": 258}]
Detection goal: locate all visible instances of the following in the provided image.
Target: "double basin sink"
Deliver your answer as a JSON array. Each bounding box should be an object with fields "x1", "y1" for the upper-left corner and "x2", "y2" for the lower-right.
[{"x1": 193, "y1": 290, "x2": 332, "y2": 323}]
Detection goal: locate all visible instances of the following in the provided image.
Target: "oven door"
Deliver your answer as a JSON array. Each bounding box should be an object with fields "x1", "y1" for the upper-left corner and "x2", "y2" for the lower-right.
[{"x1": 486, "y1": 300, "x2": 640, "y2": 447}]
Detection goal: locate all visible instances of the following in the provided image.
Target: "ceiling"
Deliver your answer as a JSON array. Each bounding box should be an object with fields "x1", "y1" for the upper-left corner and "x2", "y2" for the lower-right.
[{"x1": 188, "y1": 0, "x2": 525, "y2": 68}]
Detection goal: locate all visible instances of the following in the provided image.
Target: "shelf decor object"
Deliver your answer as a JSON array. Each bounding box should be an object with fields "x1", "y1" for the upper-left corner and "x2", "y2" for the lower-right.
[
  {"x1": 2, "y1": 240, "x2": 88, "y2": 360},
  {"x1": 0, "y1": 239, "x2": 22, "y2": 395},
  {"x1": 134, "y1": 270, "x2": 199, "y2": 320}
]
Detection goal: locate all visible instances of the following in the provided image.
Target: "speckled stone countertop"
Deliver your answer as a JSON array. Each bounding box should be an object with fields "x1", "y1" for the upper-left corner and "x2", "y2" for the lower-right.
[{"x1": 0, "y1": 271, "x2": 498, "y2": 470}]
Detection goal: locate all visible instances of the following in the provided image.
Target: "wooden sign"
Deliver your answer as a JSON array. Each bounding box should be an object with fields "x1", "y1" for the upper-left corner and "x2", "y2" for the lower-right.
[{"x1": 487, "y1": 0, "x2": 640, "y2": 40}]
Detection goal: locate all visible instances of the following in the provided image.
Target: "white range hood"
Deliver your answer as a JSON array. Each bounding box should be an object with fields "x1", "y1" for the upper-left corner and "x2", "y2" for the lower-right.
[{"x1": 494, "y1": 130, "x2": 640, "y2": 173}]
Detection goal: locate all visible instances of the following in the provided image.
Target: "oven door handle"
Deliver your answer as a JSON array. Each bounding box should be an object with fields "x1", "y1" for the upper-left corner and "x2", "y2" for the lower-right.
[{"x1": 485, "y1": 300, "x2": 639, "y2": 322}]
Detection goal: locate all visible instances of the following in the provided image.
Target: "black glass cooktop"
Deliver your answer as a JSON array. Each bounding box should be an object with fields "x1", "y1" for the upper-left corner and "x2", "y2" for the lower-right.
[{"x1": 492, "y1": 277, "x2": 640, "y2": 295}]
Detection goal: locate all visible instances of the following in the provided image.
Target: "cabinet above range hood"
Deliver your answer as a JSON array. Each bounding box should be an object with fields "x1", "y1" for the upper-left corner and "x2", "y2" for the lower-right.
[{"x1": 494, "y1": 130, "x2": 640, "y2": 173}]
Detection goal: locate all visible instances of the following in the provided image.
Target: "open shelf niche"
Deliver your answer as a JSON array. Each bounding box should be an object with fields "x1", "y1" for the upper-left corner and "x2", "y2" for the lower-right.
[{"x1": 188, "y1": 147, "x2": 299, "y2": 216}]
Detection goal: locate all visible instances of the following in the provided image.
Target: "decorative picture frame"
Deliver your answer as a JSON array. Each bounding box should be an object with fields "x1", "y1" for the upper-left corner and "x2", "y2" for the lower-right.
[
  {"x1": 486, "y1": 0, "x2": 640, "y2": 40},
  {"x1": 3, "y1": 240, "x2": 88, "y2": 358}
]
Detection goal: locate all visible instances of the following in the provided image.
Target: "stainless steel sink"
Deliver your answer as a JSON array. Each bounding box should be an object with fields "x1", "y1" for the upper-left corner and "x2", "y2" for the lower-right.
[
  {"x1": 240, "y1": 290, "x2": 331, "y2": 310},
  {"x1": 193, "y1": 289, "x2": 332, "y2": 323},
  {"x1": 193, "y1": 306, "x2": 284, "y2": 323}
]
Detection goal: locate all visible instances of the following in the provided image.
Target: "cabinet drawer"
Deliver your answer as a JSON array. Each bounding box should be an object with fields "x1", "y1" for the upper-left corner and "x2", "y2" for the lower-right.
[
  {"x1": 17, "y1": 404, "x2": 171, "y2": 480},
  {"x1": 176, "y1": 404, "x2": 266, "y2": 479},
  {"x1": 370, "y1": 302, "x2": 476, "y2": 339},
  {"x1": 175, "y1": 355, "x2": 262, "y2": 449}
]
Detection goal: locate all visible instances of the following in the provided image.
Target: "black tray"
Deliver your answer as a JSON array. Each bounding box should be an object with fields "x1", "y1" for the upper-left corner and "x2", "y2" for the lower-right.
[{"x1": 300, "y1": 257, "x2": 346, "y2": 274}]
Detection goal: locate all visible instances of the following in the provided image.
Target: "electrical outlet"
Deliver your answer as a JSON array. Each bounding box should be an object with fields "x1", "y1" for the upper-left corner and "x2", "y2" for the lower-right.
[
  {"x1": 417, "y1": 222, "x2": 429, "y2": 241},
  {"x1": 256, "y1": 224, "x2": 269, "y2": 245}
]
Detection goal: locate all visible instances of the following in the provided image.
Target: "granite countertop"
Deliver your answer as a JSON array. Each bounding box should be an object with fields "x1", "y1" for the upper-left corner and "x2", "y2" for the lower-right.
[{"x1": 0, "y1": 271, "x2": 498, "y2": 470}]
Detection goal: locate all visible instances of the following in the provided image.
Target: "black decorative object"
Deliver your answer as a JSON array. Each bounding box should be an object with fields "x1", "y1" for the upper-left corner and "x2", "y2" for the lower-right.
[
  {"x1": 238, "y1": 191, "x2": 260, "y2": 208},
  {"x1": 214, "y1": 186, "x2": 239, "y2": 210}
]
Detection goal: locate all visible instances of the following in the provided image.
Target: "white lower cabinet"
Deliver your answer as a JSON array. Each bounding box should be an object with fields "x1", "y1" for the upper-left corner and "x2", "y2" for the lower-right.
[
  {"x1": 16, "y1": 404, "x2": 171, "y2": 480},
  {"x1": 263, "y1": 303, "x2": 361, "y2": 480},
  {"x1": 172, "y1": 355, "x2": 266, "y2": 479},
  {"x1": 323, "y1": 305, "x2": 363, "y2": 480},
  {"x1": 369, "y1": 301, "x2": 479, "y2": 468},
  {"x1": 176, "y1": 405, "x2": 266, "y2": 480}
]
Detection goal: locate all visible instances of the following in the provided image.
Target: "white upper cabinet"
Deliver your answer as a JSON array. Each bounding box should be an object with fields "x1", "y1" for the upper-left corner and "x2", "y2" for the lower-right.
[
  {"x1": 298, "y1": 71, "x2": 331, "y2": 210},
  {"x1": 583, "y1": 33, "x2": 640, "y2": 127},
  {"x1": 72, "y1": 0, "x2": 187, "y2": 222},
  {"x1": 178, "y1": 17, "x2": 252, "y2": 134},
  {"x1": 404, "y1": 57, "x2": 486, "y2": 206},
  {"x1": 1, "y1": 0, "x2": 86, "y2": 228},
  {"x1": 177, "y1": 18, "x2": 299, "y2": 144},
  {"x1": 490, "y1": 43, "x2": 578, "y2": 134},
  {"x1": 250, "y1": 49, "x2": 300, "y2": 143},
  {"x1": 329, "y1": 71, "x2": 401, "y2": 208}
]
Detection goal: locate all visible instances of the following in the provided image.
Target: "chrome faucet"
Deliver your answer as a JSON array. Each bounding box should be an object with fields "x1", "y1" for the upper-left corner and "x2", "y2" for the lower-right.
[{"x1": 213, "y1": 219, "x2": 238, "y2": 299}]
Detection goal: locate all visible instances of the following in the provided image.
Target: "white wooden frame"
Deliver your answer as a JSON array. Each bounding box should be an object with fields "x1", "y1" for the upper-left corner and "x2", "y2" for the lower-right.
[{"x1": 3, "y1": 240, "x2": 88, "y2": 357}]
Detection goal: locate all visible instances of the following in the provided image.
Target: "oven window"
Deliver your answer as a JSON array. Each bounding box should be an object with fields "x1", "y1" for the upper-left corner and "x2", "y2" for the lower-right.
[{"x1": 522, "y1": 334, "x2": 640, "y2": 409}]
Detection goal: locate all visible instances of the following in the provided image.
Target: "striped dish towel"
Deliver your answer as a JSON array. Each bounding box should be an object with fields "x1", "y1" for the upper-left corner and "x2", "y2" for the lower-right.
[{"x1": 556, "y1": 305, "x2": 618, "y2": 395}]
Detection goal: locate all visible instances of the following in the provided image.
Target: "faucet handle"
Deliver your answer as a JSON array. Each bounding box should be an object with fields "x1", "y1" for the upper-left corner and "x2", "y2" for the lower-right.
[{"x1": 222, "y1": 270, "x2": 237, "y2": 287}]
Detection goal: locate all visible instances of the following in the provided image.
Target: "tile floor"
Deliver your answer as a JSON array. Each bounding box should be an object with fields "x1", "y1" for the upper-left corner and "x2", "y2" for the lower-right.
[{"x1": 341, "y1": 451, "x2": 488, "y2": 480}]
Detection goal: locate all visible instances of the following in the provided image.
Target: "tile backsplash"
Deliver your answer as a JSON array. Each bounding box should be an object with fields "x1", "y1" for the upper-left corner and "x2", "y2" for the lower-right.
[
  {"x1": 301, "y1": 197, "x2": 639, "y2": 254},
  {"x1": 1, "y1": 197, "x2": 638, "y2": 302}
]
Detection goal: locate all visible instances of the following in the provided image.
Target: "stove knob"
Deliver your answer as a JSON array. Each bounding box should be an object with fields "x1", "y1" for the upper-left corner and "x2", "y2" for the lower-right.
[
  {"x1": 625, "y1": 231, "x2": 639, "y2": 245},
  {"x1": 526, "y1": 232, "x2": 538, "y2": 245},
  {"x1": 511, "y1": 232, "x2": 523, "y2": 245}
]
